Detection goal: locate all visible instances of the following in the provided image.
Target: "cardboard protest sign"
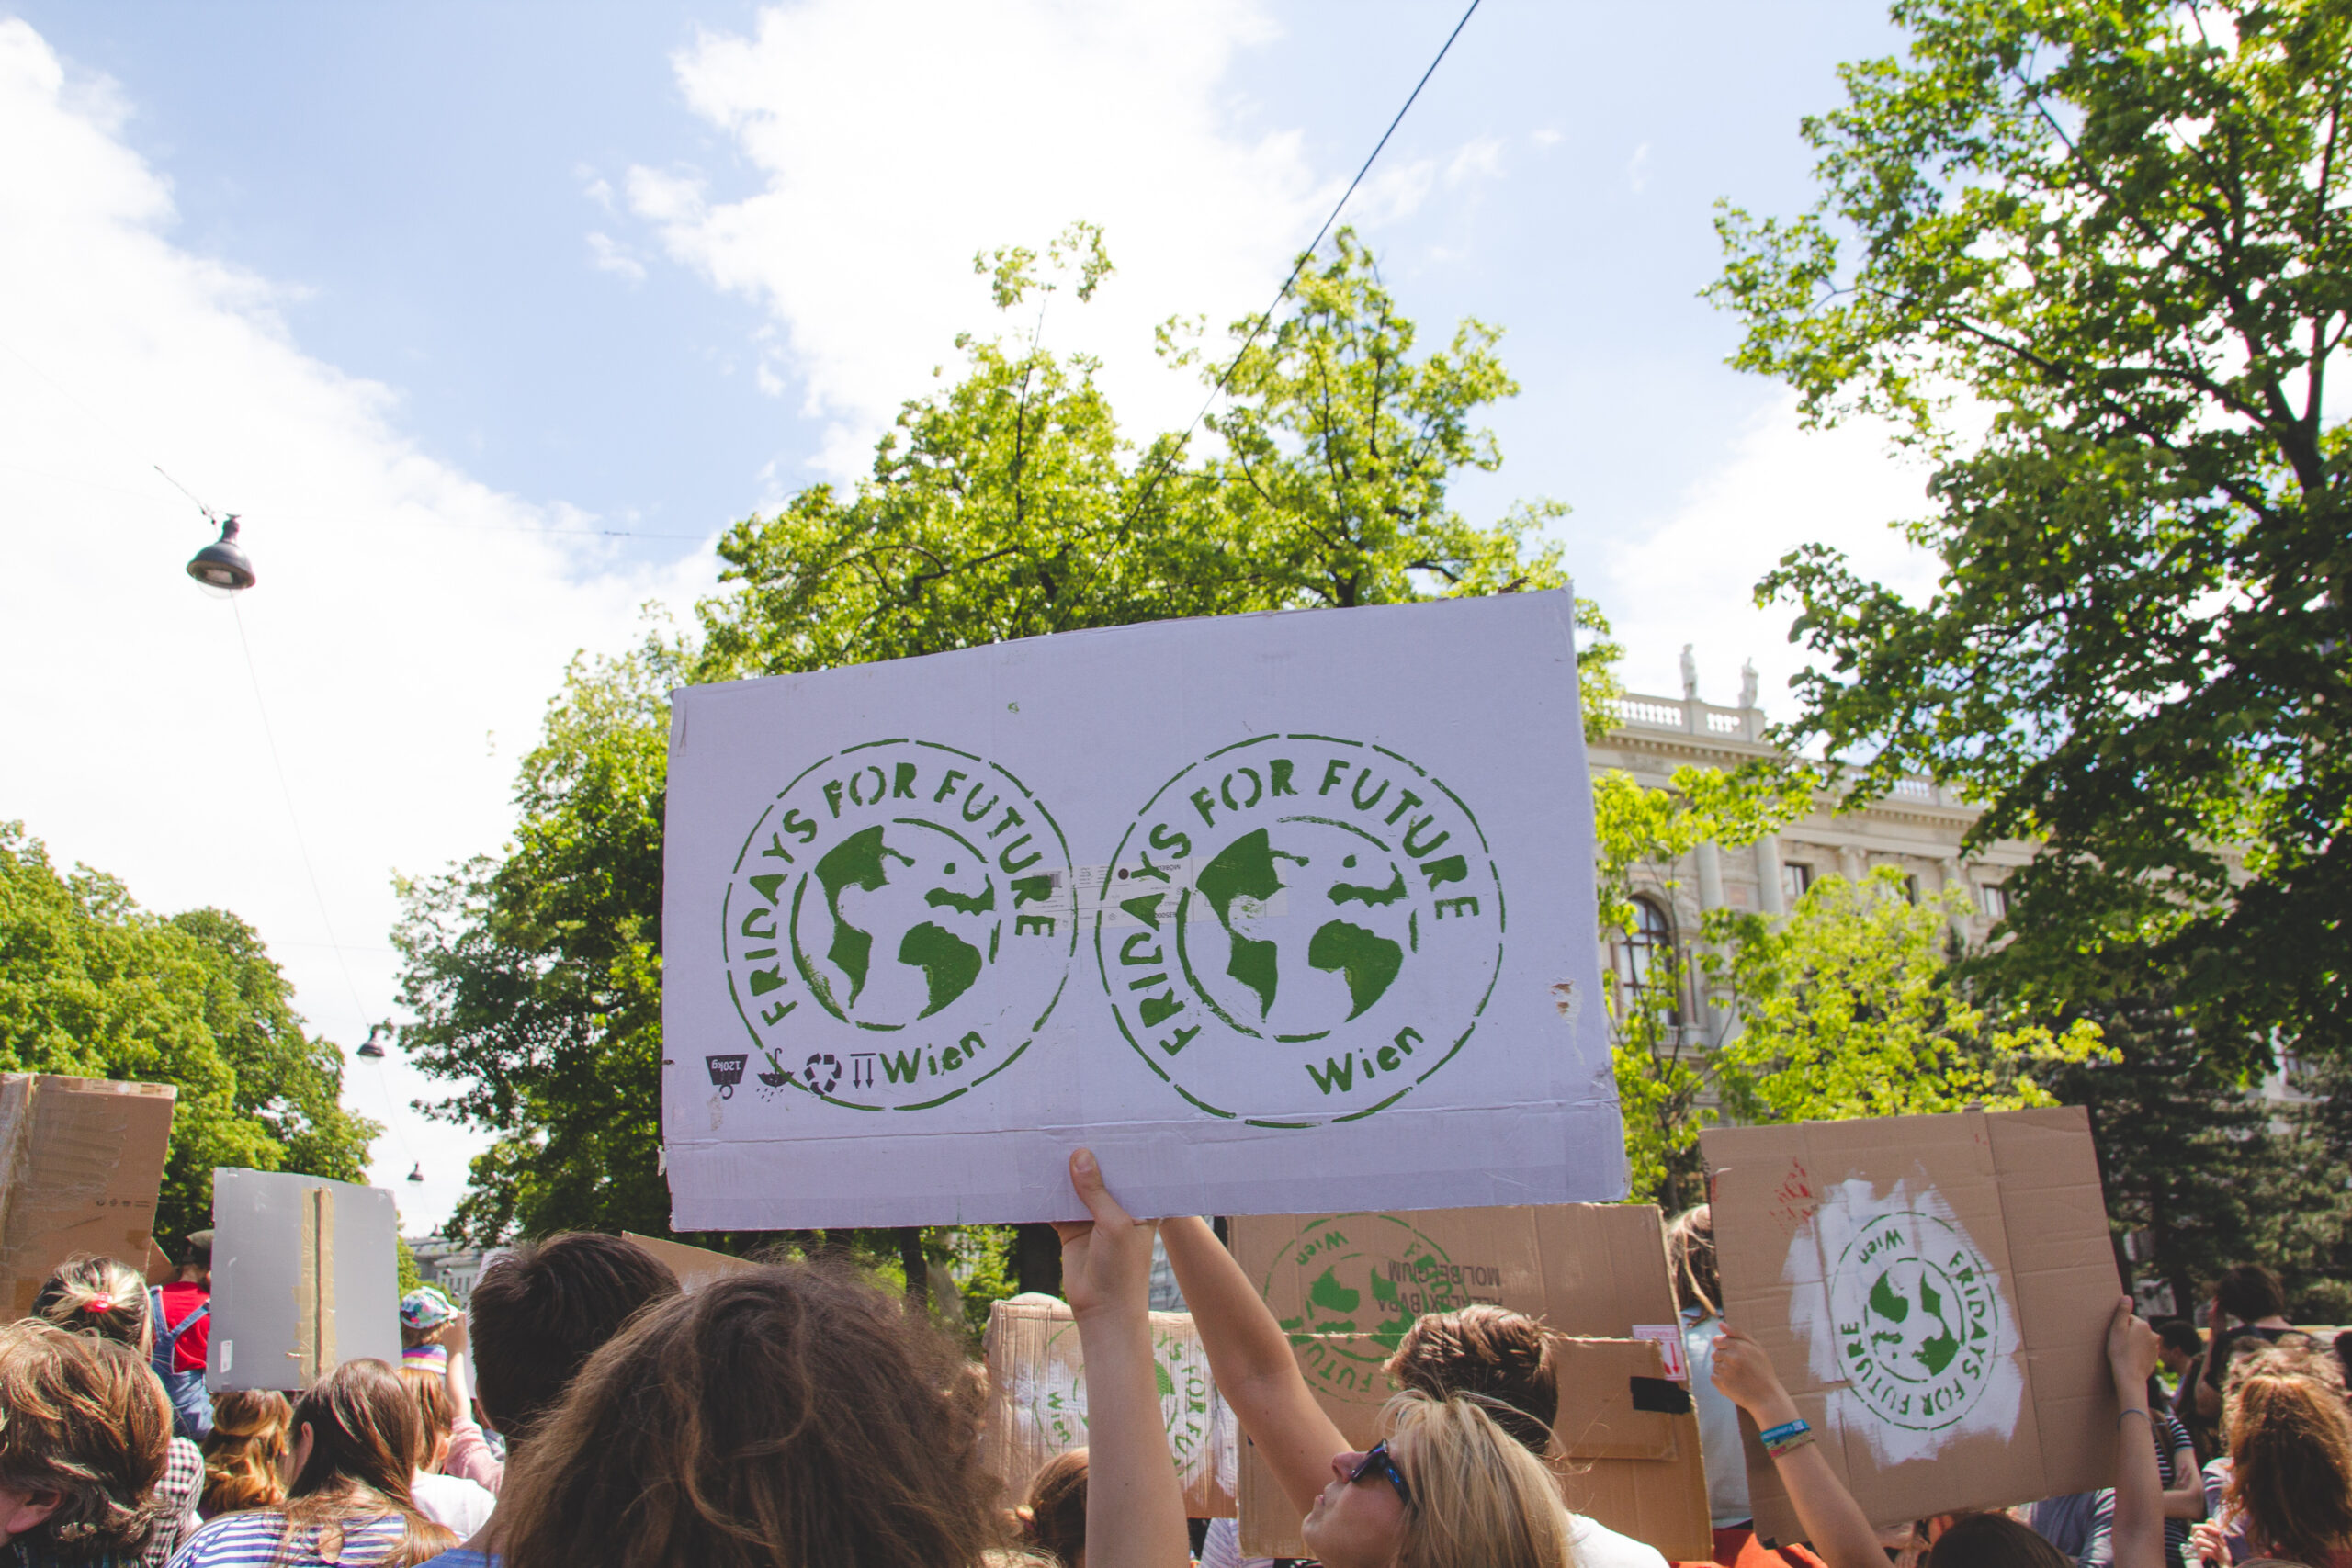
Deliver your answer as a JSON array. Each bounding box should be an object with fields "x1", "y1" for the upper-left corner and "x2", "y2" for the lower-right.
[
  {"x1": 980, "y1": 1297, "x2": 1238, "y2": 1517},
  {"x1": 0, "y1": 1074, "x2": 176, "y2": 1317},
  {"x1": 208, "y1": 1168, "x2": 400, "y2": 1391},
  {"x1": 662, "y1": 592, "x2": 1620, "y2": 1229},
  {"x1": 622, "y1": 1231, "x2": 760, "y2": 1292},
  {"x1": 1229, "y1": 1205, "x2": 1712, "y2": 1560},
  {"x1": 1701, "y1": 1108, "x2": 2122, "y2": 1537}
]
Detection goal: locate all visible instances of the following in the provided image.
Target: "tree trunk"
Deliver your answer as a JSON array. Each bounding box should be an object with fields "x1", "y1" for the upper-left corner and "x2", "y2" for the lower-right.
[
  {"x1": 899, "y1": 1226, "x2": 930, "y2": 1314},
  {"x1": 1014, "y1": 1223, "x2": 1062, "y2": 1297}
]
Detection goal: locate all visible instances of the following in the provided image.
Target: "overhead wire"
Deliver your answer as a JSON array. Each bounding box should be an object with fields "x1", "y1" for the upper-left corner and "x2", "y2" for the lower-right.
[
  {"x1": 1119, "y1": 0, "x2": 1484, "y2": 529},
  {"x1": 0, "y1": 329, "x2": 425, "y2": 1169}
]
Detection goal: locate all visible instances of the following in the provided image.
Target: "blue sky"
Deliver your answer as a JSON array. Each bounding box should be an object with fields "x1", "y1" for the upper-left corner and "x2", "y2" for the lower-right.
[{"x1": 0, "y1": 1, "x2": 1941, "y2": 1228}]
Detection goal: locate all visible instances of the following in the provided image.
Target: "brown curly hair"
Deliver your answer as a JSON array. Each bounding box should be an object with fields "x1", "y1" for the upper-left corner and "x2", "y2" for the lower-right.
[
  {"x1": 200, "y1": 1390, "x2": 293, "y2": 1517},
  {"x1": 496, "y1": 1259, "x2": 1001, "y2": 1568},
  {"x1": 2222, "y1": 1347, "x2": 2352, "y2": 1566},
  {"x1": 1384, "y1": 1304, "x2": 1556, "y2": 1458},
  {"x1": 0, "y1": 1318, "x2": 174, "y2": 1562}
]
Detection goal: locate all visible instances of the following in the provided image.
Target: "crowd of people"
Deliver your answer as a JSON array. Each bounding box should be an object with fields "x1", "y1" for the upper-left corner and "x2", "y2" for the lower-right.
[{"x1": 1, "y1": 1154, "x2": 2347, "y2": 1568}]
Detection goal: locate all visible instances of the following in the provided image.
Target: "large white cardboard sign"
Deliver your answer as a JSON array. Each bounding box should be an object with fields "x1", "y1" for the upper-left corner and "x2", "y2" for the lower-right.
[{"x1": 662, "y1": 592, "x2": 1619, "y2": 1228}]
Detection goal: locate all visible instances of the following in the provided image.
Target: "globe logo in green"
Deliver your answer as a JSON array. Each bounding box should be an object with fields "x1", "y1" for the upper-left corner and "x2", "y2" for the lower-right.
[
  {"x1": 722, "y1": 739, "x2": 1074, "y2": 1111},
  {"x1": 1257, "y1": 1213, "x2": 1496, "y2": 1399},
  {"x1": 1096, "y1": 735, "x2": 1501, "y2": 1125},
  {"x1": 1829, "y1": 1212, "x2": 2002, "y2": 1431}
]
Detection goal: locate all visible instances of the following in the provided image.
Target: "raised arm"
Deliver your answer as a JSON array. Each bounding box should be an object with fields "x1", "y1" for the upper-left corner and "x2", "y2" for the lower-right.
[
  {"x1": 2107, "y1": 1299, "x2": 2165, "y2": 1568},
  {"x1": 1158, "y1": 1216, "x2": 1346, "y2": 1515},
  {"x1": 1056, "y1": 1151, "x2": 1191, "y2": 1568},
  {"x1": 1709, "y1": 1322, "x2": 1884, "y2": 1568}
]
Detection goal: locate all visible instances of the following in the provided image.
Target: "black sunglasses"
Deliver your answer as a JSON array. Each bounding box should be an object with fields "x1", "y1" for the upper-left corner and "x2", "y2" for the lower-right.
[{"x1": 1348, "y1": 1440, "x2": 1413, "y2": 1507}]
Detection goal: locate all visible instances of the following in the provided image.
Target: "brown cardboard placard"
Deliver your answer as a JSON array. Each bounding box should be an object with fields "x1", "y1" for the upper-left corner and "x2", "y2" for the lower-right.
[
  {"x1": 980, "y1": 1297, "x2": 1238, "y2": 1517},
  {"x1": 1702, "y1": 1107, "x2": 2122, "y2": 1538},
  {"x1": 0, "y1": 1074, "x2": 177, "y2": 1318},
  {"x1": 622, "y1": 1232, "x2": 760, "y2": 1292},
  {"x1": 1229, "y1": 1205, "x2": 1712, "y2": 1560}
]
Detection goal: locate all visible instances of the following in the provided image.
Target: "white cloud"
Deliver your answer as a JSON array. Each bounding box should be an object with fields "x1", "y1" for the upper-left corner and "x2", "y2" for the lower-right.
[
  {"x1": 586, "y1": 230, "x2": 647, "y2": 282},
  {"x1": 1444, "y1": 134, "x2": 1505, "y2": 188},
  {"x1": 1626, "y1": 141, "x2": 1651, "y2": 194},
  {"x1": 0, "y1": 19, "x2": 719, "y2": 1232},
  {"x1": 578, "y1": 166, "x2": 616, "y2": 214},
  {"x1": 1597, "y1": 392, "x2": 1946, "y2": 718},
  {"x1": 626, "y1": 0, "x2": 1332, "y2": 479},
  {"x1": 1531, "y1": 127, "x2": 1563, "y2": 149}
]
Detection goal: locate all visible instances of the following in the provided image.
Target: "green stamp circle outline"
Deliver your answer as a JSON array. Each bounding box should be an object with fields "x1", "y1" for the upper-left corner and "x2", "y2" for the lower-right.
[
  {"x1": 1829, "y1": 1211, "x2": 2001, "y2": 1432},
  {"x1": 1261, "y1": 1213, "x2": 1461, "y2": 1366},
  {"x1": 1095, "y1": 733, "x2": 1503, "y2": 1128},
  {"x1": 719, "y1": 738, "x2": 1076, "y2": 1111}
]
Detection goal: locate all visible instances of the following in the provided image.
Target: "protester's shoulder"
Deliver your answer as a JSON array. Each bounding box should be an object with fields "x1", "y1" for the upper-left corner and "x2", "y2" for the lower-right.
[
  {"x1": 416, "y1": 1552, "x2": 499, "y2": 1568},
  {"x1": 1568, "y1": 1512, "x2": 1672, "y2": 1568},
  {"x1": 165, "y1": 1510, "x2": 287, "y2": 1567}
]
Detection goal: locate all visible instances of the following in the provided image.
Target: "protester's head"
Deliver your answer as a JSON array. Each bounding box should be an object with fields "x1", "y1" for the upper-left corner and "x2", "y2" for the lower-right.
[
  {"x1": 1666, "y1": 1203, "x2": 1721, "y2": 1319},
  {"x1": 2154, "y1": 1318, "x2": 2204, "y2": 1373},
  {"x1": 397, "y1": 1363, "x2": 458, "y2": 1472},
  {"x1": 398, "y1": 1285, "x2": 458, "y2": 1351},
  {"x1": 495, "y1": 1260, "x2": 998, "y2": 1568},
  {"x1": 1384, "y1": 1305, "x2": 1555, "y2": 1458},
  {"x1": 1302, "y1": 1390, "x2": 1573, "y2": 1568},
  {"x1": 284, "y1": 1359, "x2": 457, "y2": 1564},
  {"x1": 1015, "y1": 1450, "x2": 1088, "y2": 1568},
  {"x1": 0, "y1": 1319, "x2": 173, "y2": 1562},
  {"x1": 1926, "y1": 1512, "x2": 2074, "y2": 1568},
  {"x1": 469, "y1": 1232, "x2": 680, "y2": 1445},
  {"x1": 180, "y1": 1229, "x2": 214, "y2": 1285},
  {"x1": 2222, "y1": 1348, "x2": 2352, "y2": 1566},
  {"x1": 200, "y1": 1390, "x2": 293, "y2": 1517},
  {"x1": 2215, "y1": 1263, "x2": 2288, "y2": 1325},
  {"x1": 32, "y1": 1255, "x2": 154, "y2": 1355}
]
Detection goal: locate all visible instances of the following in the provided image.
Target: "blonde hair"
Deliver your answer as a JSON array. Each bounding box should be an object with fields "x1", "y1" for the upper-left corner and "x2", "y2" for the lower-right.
[
  {"x1": 201, "y1": 1390, "x2": 293, "y2": 1517},
  {"x1": 1384, "y1": 1391, "x2": 1579, "y2": 1568},
  {"x1": 32, "y1": 1256, "x2": 153, "y2": 1354}
]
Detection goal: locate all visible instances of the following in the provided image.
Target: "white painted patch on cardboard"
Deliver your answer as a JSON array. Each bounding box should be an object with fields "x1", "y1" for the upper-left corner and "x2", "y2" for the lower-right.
[
  {"x1": 1010, "y1": 1325, "x2": 1226, "y2": 1488},
  {"x1": 1782, "y1": 1176, "x2": 2024, "y2": 1465}
]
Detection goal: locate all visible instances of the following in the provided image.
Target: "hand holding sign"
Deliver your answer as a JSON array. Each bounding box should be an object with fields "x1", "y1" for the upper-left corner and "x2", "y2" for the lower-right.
[{"x1": 1051, "y1": 1149, "x2": 1158, "y2": 1325}]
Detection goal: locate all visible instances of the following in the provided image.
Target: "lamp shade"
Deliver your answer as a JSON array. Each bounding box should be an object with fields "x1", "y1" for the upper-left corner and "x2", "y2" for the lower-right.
[{"x1": 185, "y1": 515, "x2": 255, "y2": 592}]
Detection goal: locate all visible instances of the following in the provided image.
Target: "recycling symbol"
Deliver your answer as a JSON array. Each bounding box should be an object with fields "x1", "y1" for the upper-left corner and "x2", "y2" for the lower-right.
[{"x1": 804, "y1": 1053, "x2": 842, "y2": 1095}]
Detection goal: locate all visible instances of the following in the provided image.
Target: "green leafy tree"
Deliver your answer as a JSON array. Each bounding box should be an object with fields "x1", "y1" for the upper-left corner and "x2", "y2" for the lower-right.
[
  {"x1": 1592, "y1": 763, "x2": 1811, "y2": 1208},
  {"x1": 397, "y1": 228, "x2": 1584, "y2": 1244},
  {"x1": 1712, "y1": 0, "x2": 2352, "y2": 1065},
  {"x1": 2037, "y1": 989, "x2": 2329, "y2": 1320},
  {"x1": 0, "y1": 822, "x2": 377, "y2": 1246},
  {"x1": 1707, "y1": 868, "x2": 2108, "y2": 1125}
]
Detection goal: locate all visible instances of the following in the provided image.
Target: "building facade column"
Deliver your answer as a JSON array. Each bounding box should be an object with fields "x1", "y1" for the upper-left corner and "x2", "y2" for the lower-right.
[{"x1": 1755, "y1": 835, "x2": 1786, "y2": 917}]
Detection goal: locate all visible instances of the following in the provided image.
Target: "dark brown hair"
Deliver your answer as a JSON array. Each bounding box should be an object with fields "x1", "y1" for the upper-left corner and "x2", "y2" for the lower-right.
[
  {"x1": 496, "y1": 1260, "x2": 1000, "y2": 1568},
  {"x1": 2214, "y1": 1263, "x2": 2288, "y2": 1324},
  {"x1": 1665, "y1": 1205, "x2": 1721, "y2": 1318},
  {"x1": 200, "y1": 1389, "x2": 293, "y2": 1517},
  {"x1": 0, "y1": 1319, "x2": 173, "y2": 1562},
  {"x1": 2223, "y1": 1350, "x2": 2352, "y2": 1566},
  {"x1": 282, "y1": 1359, "x2": 457, "y2": 1567},
  {"x1": 32, "y1": 1256, "x2": 154, "y2": 1355},
  {"x1": 1016, "y1": 1450, "x2": 1088, "y2": 1567},
  {"x1": 469, "y1": 1231, "x2": 680, "y2": 1445},
  {"x1": 1928, "y1": 1512, "x2": 2074, "y2": 1568},
  {"x1": 1385, "y1": 1304, "x2": 1555, "y2": 1457}
]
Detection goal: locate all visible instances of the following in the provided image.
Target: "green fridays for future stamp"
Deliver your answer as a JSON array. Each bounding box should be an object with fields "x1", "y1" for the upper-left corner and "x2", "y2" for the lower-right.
[
  {"x1": 1093, "y1": 734, "x2": 1502, "y2": 1125},
  {"x1": 720, "y1": 739, "x2": 1075, "y2": 1111},
  {"x1": 1828, "y1": 1211, "x2": 2003, "y2": 1431}
]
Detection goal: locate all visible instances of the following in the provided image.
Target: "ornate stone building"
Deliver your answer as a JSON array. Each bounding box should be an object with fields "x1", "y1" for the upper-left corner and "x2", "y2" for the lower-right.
[{"x1": 1588, "y1": 654, "x2": 2036, "y2": 1043}]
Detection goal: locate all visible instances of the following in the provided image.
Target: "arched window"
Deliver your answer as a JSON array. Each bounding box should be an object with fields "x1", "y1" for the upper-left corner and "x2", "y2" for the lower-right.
[{"x1": 1612, "y1": 895, "x2": 1680, "y2": 1028}]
